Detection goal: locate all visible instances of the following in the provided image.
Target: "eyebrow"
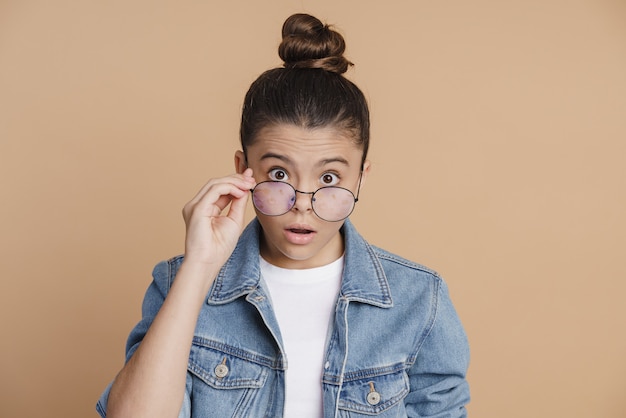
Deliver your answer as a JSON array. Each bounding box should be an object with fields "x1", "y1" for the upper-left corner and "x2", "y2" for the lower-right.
[
  {"x1": 319, "y1": 157, "x2": 350, "y2": 166},
  {"x1": 259, "y1": 153, "x2": 350, "y2": 167},
  {"x1": 260, "y1": 153, "x2": 293, "y2": 164}
]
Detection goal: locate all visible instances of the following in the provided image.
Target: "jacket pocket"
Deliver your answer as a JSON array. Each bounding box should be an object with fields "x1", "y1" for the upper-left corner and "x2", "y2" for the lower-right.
[
  {"x1": 188, "y1": 342, "x2": 269, "y2": 389},
  {"x1": 187, "y1": 341, "x2": 271, "y2": 417},
  {"x1": 337, "y1": 367, "x2": 409, "y2": 416}
]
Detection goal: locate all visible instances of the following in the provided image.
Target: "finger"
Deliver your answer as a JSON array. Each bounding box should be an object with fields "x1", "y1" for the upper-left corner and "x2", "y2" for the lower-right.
[
  {"x1": 209, "y1": 170, "x2": 254, "y2": 217},
  {"x1": 211, "y1": 188, "x2": 248, "y2": 215},
  {"x1": 242, "y1": 167, "x2": 254, "y2": 180},
  {"x1": 187, "y1": 182, "x2": 249, "y2": 219},
  {"x1": 225, "y1": 191, "x2": 249, "y2": 225},
  {"x1": 188, "y1": 174, "x2": 255, "y2": 208}
]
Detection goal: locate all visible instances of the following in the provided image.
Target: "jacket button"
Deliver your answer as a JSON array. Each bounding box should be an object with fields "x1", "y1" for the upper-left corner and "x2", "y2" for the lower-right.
[
  {"x1": 214, "y1": 363, "x2": 229, "y2": 378},
  {"x1": 366, "y1": 391, "x2": 381, "y2": 405}
]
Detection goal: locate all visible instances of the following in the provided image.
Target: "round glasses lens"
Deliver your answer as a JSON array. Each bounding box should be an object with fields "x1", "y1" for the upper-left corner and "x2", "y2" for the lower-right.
[
  {"x1": 312, "y1": 187, "x2": 356, "y2": 221},
  {"x1": 252, "y1": 182, "x2": 296, "y2": 216}
]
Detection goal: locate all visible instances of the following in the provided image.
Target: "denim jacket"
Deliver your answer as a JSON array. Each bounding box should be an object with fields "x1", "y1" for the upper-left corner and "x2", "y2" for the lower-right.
[{"x1": 97, "y1": 219, "x2": 470, "y2": 417}]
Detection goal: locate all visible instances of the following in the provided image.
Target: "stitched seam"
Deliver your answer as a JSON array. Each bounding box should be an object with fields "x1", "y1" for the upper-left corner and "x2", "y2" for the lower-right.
[
  {"x1": 342, "y1": 363, "x2": 406, "y2": 381},
  {"x1": 363, "y1": 241, "x2": 391, "y2": 302},
  {"x1": 192, "y1": 337, "x2": 285, "y2": 370},
  {"x1": 373, "y1": 248, "x2": 439, "y2": 276},
  {"x1": 188, "y1": 360, "x2": 266, "y2": 389},
  {"x1": 408, "y1": 276, "x2": 441, "y2": 365}
]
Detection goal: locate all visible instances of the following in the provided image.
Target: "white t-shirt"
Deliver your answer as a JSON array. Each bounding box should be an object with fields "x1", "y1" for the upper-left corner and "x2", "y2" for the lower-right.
[{"x1": 260, "y1": 256, "x2": 344, "y2": 418}]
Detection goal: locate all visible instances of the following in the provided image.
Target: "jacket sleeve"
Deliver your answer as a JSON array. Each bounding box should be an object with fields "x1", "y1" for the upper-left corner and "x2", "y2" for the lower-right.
[
  {"x1": 404, "y1": 278, "x2": 471, "y2": 417},
  {"x1": 96, "y1": 257, "x2": 192, "y2": 418}
]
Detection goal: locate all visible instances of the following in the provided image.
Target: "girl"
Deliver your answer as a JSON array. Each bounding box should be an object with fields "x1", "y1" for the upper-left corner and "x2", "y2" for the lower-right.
[{"x1": 98, "y1": 13, "x2": 470, "y2": 418}]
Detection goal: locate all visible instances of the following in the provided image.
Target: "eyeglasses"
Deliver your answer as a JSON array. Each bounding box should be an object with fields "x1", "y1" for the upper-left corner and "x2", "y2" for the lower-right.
[{"x1": 250, "y1": 174, "x2": 362, "y2": 222}]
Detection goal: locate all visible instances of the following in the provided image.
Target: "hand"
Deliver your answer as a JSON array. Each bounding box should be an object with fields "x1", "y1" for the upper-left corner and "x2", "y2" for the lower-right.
[{"x1": 181, "y1": 168, "x2": 256, "y2": 269}]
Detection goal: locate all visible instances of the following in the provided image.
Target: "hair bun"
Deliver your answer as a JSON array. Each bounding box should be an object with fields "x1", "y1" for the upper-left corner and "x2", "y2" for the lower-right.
[{"x1": 278, "y1": 13, "x2": 353, "y2": 74}]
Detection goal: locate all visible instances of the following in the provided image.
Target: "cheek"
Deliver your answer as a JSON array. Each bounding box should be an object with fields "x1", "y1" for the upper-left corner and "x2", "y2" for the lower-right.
[{"x1": 255, "y1": 214, "x2": 281, "y2": 234}]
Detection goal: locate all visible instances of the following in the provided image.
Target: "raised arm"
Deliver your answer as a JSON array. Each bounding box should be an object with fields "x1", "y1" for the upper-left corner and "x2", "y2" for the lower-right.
[{"x1": 104, "y1": 169, "x2": 255, "y2": 418}]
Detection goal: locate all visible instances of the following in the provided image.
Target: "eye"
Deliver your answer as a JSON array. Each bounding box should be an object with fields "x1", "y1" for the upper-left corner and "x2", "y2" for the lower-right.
[
  {"x1": 268, "y1": 168, "x2": 289, "y2": 181},
  {"x1": 320, "y1": 172, "x2": 340, "y2": 186}
]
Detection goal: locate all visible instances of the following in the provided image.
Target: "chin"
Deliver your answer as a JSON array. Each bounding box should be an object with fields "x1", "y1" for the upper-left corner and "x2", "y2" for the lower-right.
[{"x1": 277, "y1": 245, "x2": 320, "y2": 262}]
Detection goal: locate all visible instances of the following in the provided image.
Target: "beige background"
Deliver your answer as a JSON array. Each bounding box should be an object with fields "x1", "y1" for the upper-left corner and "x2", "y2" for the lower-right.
[{"x1": 1, "y1": 1, "x2": 625, "y2": 417}]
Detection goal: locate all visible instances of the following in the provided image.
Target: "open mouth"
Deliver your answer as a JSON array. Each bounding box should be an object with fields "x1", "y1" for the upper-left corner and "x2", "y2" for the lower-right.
[
  {"x1": 284, "y1": 225, "x2": 317, "y2": 244},
  {"x1": 288, "y1": 228, "x2": 314, "y2": 234}
]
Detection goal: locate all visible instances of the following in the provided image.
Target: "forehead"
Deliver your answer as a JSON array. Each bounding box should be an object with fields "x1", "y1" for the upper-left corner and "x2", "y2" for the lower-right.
[{"x1": 247, "y1": 124, "x2": 362, "y2": 164}]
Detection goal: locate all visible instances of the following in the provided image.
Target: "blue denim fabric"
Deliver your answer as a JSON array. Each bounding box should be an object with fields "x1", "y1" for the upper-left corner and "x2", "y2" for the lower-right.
[{"x1": 97, "y1": 219, "x2": 470, "y2": 417}]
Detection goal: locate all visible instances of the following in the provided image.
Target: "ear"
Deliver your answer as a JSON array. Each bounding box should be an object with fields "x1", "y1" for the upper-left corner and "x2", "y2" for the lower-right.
[{"x1": 234, "y1": 150, "x2": 247, "y2": 174}]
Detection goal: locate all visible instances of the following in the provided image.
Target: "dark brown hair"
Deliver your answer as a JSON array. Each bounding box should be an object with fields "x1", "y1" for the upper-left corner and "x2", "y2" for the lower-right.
[{"x1": 240, "y1": 13, "x2": 370, "y2": 166}]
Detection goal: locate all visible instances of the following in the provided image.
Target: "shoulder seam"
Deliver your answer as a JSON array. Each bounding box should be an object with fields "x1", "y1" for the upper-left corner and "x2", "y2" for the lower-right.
[{"x1": 371, "y1": 246, "x2": 440, "y2": 278}]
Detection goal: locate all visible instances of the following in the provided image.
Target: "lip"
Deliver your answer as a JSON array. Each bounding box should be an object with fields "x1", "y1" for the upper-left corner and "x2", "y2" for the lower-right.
[{"x1": 283, "y1": 223, "x2": 317, "y2": 245}]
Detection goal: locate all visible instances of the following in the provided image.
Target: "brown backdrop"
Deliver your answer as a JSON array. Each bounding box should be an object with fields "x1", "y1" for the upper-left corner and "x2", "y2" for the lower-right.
[{"x1": 1, "y1": 1, "x2": 625, "y2": 417}]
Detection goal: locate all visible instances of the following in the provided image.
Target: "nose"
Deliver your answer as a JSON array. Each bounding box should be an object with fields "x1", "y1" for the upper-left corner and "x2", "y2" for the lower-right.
[{"x1": 291, "y1": 188, "x2": 314, "y2": 213}]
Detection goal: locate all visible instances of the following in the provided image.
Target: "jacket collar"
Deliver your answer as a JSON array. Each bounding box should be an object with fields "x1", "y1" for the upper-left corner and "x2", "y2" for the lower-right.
[{"x1": 207, "y1": 218, "x2": 392, "y2": 308}]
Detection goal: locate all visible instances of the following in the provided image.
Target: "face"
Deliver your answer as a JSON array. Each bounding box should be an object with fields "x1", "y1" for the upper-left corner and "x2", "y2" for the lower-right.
[{"x1": 236, "y1": 124, "x2": 370, "y2": 269}]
